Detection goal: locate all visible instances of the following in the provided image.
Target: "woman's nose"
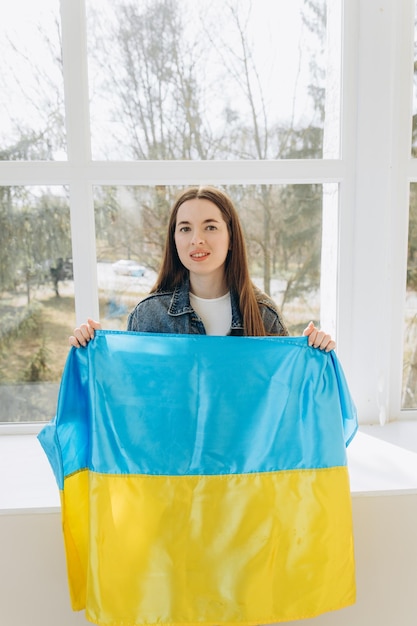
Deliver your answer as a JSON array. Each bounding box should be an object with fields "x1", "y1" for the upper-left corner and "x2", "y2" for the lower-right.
[{"x1": 191, "y1": 230, "x2": 205, "y2": 245}]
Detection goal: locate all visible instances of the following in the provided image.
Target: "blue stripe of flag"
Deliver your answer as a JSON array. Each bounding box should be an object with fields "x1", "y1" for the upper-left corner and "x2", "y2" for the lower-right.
[{"x1": 39, "y1": 333, "x2": 357, "y2": 488}]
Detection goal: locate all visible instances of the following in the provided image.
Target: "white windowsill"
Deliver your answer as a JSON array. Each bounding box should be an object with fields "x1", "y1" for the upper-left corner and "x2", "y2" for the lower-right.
[
  {"x1": 347, "y1": 422, "x2": 417, "y2": 496},
  {"x1": 1, "y1": 422, "x2": 417, "y2": 515}
]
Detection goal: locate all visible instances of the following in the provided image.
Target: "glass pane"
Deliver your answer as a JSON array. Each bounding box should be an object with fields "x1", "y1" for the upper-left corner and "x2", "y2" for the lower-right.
[
  {"x1": 403, "y1": 183, "x2": 417, "y2": 408},
  {"x1": 94, "y1": 184, "x2": 330, "y2": 335},
  {"x1": 0, "y1": 0, "x2": 66, "y2": 161},
  {"x1": 0, "y1": 186, "x2": 75, "y2": 423},
  {"x1": 87, "y1": 0, "x2": 339, "y2": 161}
]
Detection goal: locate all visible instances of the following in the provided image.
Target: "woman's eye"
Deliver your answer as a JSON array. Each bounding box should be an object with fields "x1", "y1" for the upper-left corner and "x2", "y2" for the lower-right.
[
  {"x1": 179, "y1": 226, "x2": 191, "y2": 232},
  {"x1": 206, "y1": 225, "x2": 217, "y2": 231}
]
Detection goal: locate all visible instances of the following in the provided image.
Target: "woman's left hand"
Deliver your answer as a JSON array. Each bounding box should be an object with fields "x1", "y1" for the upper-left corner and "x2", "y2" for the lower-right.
[{"x1": 303, "y1": 321, "x2": 336, "y2": 352}]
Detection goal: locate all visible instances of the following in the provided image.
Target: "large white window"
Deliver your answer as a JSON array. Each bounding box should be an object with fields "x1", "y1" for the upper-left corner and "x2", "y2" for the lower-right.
[{"x1": 0, "y1": 0, "x2": 415, "y2": 426}]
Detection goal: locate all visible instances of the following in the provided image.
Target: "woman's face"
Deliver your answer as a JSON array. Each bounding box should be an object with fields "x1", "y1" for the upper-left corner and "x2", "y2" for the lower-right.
[{"x1": 174, "y1": 198, "x2": 230, "y2": 283}]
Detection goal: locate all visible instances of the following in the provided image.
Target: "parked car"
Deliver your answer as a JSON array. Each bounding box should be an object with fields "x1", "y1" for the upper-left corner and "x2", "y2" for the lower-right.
[{"x1": 112, "y1": 259, "x2": 146, "y2": 277}]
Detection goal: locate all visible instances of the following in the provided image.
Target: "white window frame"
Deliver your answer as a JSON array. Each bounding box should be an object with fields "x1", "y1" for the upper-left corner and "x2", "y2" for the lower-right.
[
  {"x1": 338, "y1": 0, "x2": 415, "y2": 424},
  {"x1": 0, "y1": 0, "x2": 416, "y2": 430}
]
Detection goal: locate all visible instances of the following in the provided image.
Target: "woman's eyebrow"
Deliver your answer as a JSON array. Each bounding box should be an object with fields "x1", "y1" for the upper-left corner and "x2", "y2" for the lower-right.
[{"x1": 177, "y1": 218, "x2": 220, "y2": 226}]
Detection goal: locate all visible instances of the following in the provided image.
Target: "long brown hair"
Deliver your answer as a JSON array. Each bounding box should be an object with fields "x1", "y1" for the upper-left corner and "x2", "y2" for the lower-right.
[{"x1": 151, "y1": 186, "x2": 267, "y2": 336}]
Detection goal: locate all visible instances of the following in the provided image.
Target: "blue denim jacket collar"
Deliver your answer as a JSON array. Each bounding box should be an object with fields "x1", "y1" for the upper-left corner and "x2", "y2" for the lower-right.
[{"x1": 167, "y1": 275, "x2": 244, "y2": 330}]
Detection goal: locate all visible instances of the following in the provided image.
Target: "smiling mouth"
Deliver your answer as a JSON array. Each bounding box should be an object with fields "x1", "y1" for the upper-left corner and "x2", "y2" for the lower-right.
[{"x1": 190, "y1": 252, "x2": 210, "y2": 259}]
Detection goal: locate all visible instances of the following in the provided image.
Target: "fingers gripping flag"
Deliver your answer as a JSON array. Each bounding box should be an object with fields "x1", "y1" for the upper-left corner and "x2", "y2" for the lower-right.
[{"x1": 38, "y1": 331, "x2": 357, "y2": 626}]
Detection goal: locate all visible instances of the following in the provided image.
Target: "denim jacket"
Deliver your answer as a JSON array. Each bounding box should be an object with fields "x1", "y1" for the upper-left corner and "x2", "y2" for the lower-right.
[{"x1": 127, "y1": 277, "x2": 288, "y2": 336}]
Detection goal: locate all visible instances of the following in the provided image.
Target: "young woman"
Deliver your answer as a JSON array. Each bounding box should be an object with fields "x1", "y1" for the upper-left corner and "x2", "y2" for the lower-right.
[{"x1": 69, "y1": 186, "x2": 335, "y2": 350}]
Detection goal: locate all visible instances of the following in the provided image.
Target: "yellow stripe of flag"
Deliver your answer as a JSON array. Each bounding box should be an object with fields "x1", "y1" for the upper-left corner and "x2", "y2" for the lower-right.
[{"x1": 62, "y1": 466, "x2": 355, "y2": 625}]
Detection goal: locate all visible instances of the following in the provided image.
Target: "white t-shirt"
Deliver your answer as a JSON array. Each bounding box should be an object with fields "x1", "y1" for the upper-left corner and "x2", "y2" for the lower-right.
[{"x1": 189, "y1": 292, "x2": 232, "y2": 336}]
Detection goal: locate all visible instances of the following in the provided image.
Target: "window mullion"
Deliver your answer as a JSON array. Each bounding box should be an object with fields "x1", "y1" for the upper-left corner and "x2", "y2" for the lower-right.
[
  {"x1": 60, "y1": 0, "x2": 99, "y2": 323},
  {"x1": 339, "y1": 0, "x2": 415, "y2": 423},
  {"x1": 389, "y1": 0, "x2": 415, "y2": 418}
]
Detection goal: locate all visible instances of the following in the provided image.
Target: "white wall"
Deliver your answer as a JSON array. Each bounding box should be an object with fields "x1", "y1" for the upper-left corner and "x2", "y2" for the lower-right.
[{"x1": 1, "y1": 493, "x2": 416, "y2": 626}]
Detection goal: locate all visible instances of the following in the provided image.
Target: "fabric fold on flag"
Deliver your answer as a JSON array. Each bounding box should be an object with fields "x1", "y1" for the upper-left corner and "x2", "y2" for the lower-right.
[{"x1": 39, "y1": 331, "x2": 357, "y2": 626}]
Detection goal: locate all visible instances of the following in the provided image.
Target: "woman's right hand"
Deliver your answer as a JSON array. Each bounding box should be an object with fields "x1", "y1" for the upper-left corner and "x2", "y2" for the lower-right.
[{"x1": 69, "y1": 318, "x2": 102, "y2": 348}]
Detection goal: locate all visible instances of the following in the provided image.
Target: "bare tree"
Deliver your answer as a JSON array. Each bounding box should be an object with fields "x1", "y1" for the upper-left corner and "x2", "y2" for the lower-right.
[
  {"x1": 0, "y1": 13, "x2": 66, "y2": 160},
  {"x1": 88, "y1": 1, "x2": 220, "y2": 268},
  {"x1": 89, "y1": 0, "x2": 212, "y2": 160},
  {"x1": 90, "y1": 0, "x2": 326, "y2": 304},
  {"x1": 200, "y1": 1, "x2": 325, "y2": 297}
]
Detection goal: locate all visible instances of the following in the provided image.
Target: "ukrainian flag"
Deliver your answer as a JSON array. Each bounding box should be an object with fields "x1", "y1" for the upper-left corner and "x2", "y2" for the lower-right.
[{"x1": 39, "y1": 331, "x2": 357, "y2": 626}]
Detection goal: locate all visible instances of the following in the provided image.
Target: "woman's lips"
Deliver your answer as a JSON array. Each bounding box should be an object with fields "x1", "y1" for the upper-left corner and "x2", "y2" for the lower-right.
[{"x1": 190, "y1": 251, "x2": 210, "y2": 261}]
